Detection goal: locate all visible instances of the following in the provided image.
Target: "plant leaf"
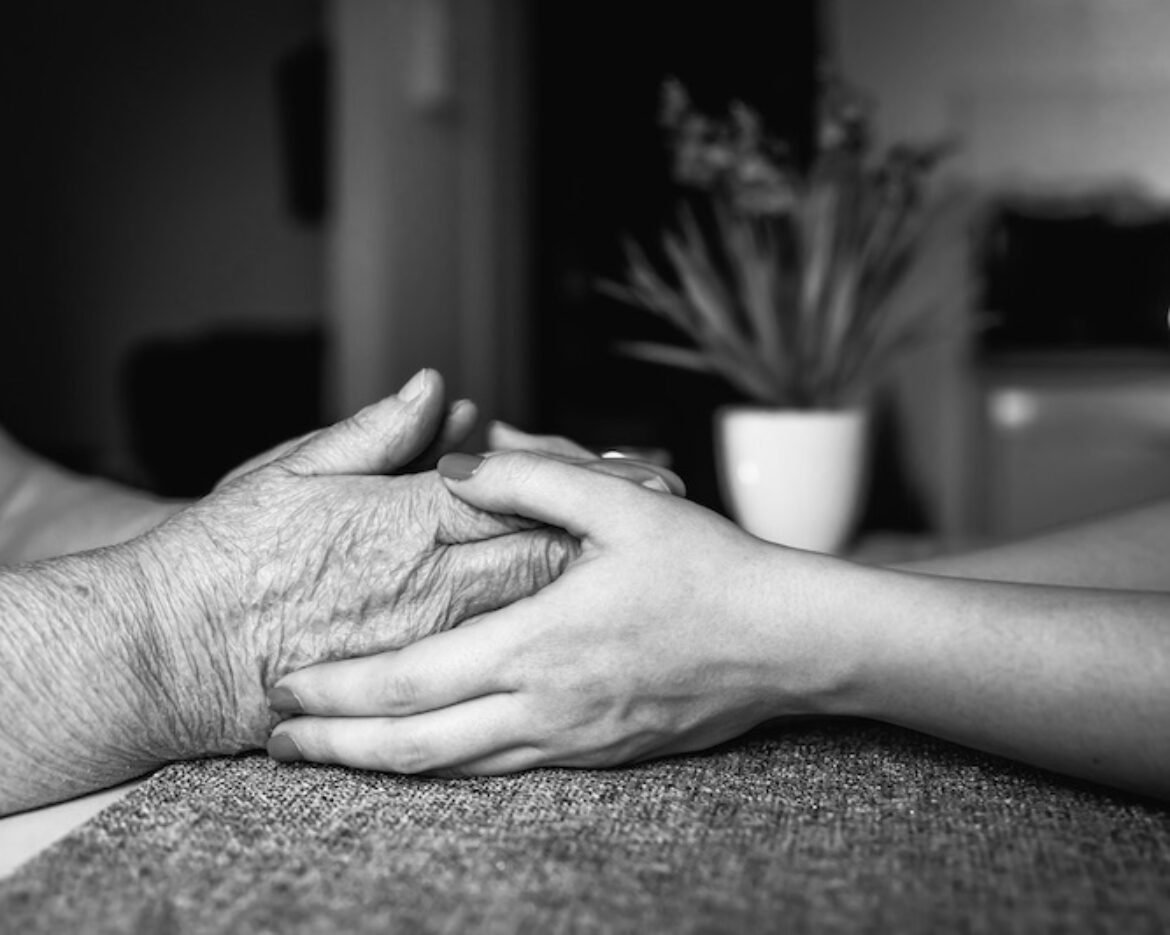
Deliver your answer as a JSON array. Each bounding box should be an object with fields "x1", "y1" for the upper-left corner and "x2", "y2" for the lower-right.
[
  {"x1": 661, "y1": 229, "x2": 744, "y2": 349},
  {"x1": 616, "y1": 341, "x2": 716, "y2": 373},
  {"x1": 716, "y1": 205, "x2": 786, "y2": 376}
]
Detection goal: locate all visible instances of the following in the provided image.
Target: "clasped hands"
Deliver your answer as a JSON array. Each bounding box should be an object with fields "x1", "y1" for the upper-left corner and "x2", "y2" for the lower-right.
[
  {"x1": 193, "y1": 372, "x2": 1170, "y2": 800},
  {"x1": 9, "y1": 365, "x2": 1166, "y2": 808},
  {"x1": 134, "y1": 368, "x2": 710, "y2": 767},
  {"x1": 257, "y1": 375, "x2": 824, "y2": 778}
]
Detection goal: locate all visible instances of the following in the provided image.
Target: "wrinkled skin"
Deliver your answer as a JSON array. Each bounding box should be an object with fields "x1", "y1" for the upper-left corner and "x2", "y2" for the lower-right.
[{"x1": 130, "y1": 373, "x2": 576, "y2": 760}]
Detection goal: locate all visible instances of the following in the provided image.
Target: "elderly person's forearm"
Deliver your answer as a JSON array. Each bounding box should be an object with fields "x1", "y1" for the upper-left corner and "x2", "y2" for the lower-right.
[
  {"x1": 0, "y1": 371, "x2": 581, "y2": 816},
  {"x1": 0, "y1": 543, "x2": 192, "y2": 814}
]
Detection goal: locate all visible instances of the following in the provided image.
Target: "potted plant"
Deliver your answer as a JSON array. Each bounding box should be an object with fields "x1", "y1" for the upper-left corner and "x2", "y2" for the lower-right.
[{"x1": 600, "y1": 76, "x2": 956, "y2": 552}]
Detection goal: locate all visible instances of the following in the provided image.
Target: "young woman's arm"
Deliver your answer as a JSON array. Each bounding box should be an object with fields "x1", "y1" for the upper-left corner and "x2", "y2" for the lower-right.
[{"x1": 267, "y1": 453, "x2": 1170, "y2": 801}]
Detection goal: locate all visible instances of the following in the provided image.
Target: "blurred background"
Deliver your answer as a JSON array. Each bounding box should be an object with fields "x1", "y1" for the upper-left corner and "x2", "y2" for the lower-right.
[{"x1": 5, "y1": 0, "x2": 1170, "y2": 550}]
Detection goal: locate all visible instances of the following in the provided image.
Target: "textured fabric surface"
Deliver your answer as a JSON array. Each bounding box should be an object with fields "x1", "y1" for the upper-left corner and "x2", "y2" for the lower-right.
[{"x1": 2, "y1": 720, "x2": 1168, "y2": 934}]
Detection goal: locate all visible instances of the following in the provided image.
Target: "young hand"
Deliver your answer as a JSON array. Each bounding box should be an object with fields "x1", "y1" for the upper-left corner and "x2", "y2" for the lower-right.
[{"x1": 264, "y1": 451, "x2": 843, "y2": 774}]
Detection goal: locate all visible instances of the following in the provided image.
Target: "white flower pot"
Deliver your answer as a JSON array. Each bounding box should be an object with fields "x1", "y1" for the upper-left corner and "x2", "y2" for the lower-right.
[{"x1": 715, "y1": 406, "x2": 870, "y2": 553}]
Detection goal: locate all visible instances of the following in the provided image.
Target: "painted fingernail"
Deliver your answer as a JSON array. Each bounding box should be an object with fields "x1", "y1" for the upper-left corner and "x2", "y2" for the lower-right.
[
  {"x1": 398, "y1": 368, "x2": 432, "y2": 402},
  {"x1": 267, "y1": 733, "x2": 303, "y2": 763},
  {"x1": 267, "y1": 685, "x2": 304, "y2": 715},
  {"x1": 437, "y1": 452, "x2": 484, "y2": 481}
]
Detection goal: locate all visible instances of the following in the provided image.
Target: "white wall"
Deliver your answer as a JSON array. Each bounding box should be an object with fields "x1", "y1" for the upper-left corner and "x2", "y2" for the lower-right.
[{"x1": 829, "y1": 0, "x2": 1170, "y2": 195}]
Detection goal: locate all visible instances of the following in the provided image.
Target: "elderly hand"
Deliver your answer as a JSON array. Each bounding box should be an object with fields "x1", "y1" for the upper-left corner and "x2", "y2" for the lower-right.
[
  {"x1": 215, "y1": 394, "x2": 482, "y2": 488},
  {"x1": 130, "y1": 373, "x2": 582, "y2": 762},
  {"x1": 0, "y1": 379, "x2": 699, "y2": 814},
  {"x1": 263, "y1": 451, "x2": 838, "y2": 774}
]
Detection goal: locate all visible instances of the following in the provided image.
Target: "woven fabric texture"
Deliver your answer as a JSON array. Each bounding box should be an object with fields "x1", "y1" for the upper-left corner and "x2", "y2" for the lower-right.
[{"x1": 2, "y1": 720, "x2": 1168, "y2": 934}]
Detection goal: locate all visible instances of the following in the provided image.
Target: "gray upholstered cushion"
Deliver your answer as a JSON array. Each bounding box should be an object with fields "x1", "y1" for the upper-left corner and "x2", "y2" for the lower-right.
[{"x1": 2, "y1": 720, "x2": 1168, "y2": 933}]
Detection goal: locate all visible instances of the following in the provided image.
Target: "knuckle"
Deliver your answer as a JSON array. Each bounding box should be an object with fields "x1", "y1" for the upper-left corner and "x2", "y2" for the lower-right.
[
  {"x1": 383, "y1": 734, "x2": 434, "y2": 774},
  {"x1": 494, "y1": 450, "x2": 543, "y2": 485},
  {"x1": 375, "y1": 669, "x2": 419, "y2": 713},
  {"x1": 531, "y1": 530, "x2": 577, "y2": 588},
  {"x1": 285, "y1": 721, "x2": 326, "y2": 761},
  {"x1": 416, "y1": 552, "x2": 466, "y2": 634},
  {"x1": 344, "y1": 402, "x2": 380, "y2": 433}
]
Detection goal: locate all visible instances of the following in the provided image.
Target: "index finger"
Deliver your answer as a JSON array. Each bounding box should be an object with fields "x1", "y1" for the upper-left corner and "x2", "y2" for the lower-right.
[
  {"x1": 437, "y1": 450, "x2": 659, "y2": 544},
  {"x1": 269, "y1": 609, "x2": 525, "y2": 717}
]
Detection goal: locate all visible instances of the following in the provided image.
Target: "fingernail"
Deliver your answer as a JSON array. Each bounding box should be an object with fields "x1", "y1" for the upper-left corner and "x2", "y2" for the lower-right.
[
  {"x1": 437, "y1": 452, "x2": 484, "y2": 481},
  {"x1": 267, "y1": 733, "x2": 303, "y2": 763},
  {"x1": 267, "y1": 685, "x2": 304, "y2": 714},
  {"x1": 641, "y1": 475, "x2": 672, "y2": 494},
  {"x1": 398, "y1": 368, "x2": 431, "y2": 402}
]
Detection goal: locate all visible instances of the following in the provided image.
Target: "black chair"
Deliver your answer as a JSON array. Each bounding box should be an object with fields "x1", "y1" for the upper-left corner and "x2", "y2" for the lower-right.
[{"x1": 123, "y1": 328, "x2": 324, "y2": 497}]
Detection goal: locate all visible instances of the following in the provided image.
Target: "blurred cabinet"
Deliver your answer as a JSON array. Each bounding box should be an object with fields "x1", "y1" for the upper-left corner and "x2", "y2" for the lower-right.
[{"x1": 974, "y1": 354, "x2": 1170, "y2": 539}]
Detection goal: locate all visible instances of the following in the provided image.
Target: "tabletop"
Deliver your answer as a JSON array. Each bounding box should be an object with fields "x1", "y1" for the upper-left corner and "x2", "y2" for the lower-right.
[{"x1": 1, "y1": 719, "x2": 1167, "y2": 934}]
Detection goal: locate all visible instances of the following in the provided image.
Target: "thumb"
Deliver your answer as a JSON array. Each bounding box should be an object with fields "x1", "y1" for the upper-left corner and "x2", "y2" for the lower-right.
[
  {"x1": 280, "y1": 369, "x2": 448, "y2": 476},
  {"x1": 436, "y1": 450, "x2": 654, "y2": 542}
]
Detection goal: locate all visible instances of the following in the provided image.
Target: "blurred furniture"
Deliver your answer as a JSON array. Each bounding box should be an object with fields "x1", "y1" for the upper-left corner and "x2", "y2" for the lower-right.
[
  {"x1": 898, "y1": 192, "x2": 1170, "y2": 547},
  {"x1": 962, "y1": 196, "x2": 1170, "y2": 540},
  {"x1": 124, "y1": 329, "x2": 324, "y2": 496},
  {"x1": 981, "y1": 196, "x2": 1170, "y2": 350},
  {"x1": 973, "y1": 352, "x2": 1170, "y2": 539}
]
